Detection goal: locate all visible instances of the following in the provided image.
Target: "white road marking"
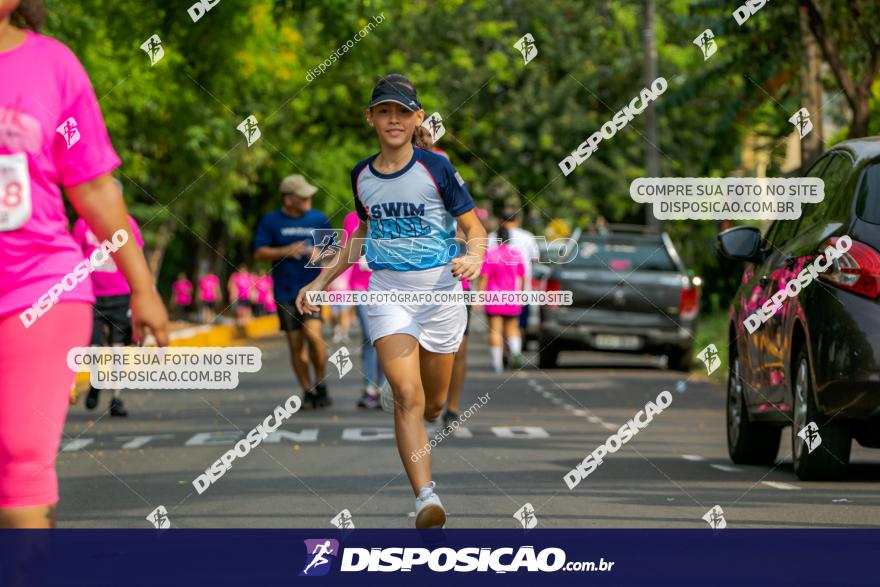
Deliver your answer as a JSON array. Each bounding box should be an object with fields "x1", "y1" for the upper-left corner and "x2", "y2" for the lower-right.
[
  {"x1": 710, "y1": 464, "x2": 742, "y2": 473},
  {"x1": 572, "y1": 409, "x2": 588, "y2": 417},
  {"x1": 61, "y1": 438, "x2": 94, "y2": 452},
  {"x1": 587, "y1": 416, "x2": 601, "y2": 424},
  {"x1": 601, "y1": 422, "x2": 618, "y2": 431},
  {"x1": 681, "y1": 454, "x2": 705, "y2": 462},
  {"x1": 761, "y1": 481, "x2": 801, "y2": 491},
  {"x1": 491, "y1": 426, "x2": 550, "y2": 439}
]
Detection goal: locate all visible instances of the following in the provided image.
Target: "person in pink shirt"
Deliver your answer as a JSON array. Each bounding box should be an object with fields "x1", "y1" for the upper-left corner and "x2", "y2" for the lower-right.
[
  {"x1": 480, "y1": 225, "x2": 526, "y2": 373},
  {"x1": 0, "y1": 1, "x2": 168, "y2": 528},
  {"x1": 197, "y1": 272, "x2": 221, "y2": 324},
  {"x1": 228, "y1": 264, "x2": 254, "y2": 327},
  {"x1": 72, "y1": 203, "x2": 145, "y2": 417},
  {"x1": 253, "y1": 270, "x2": 272, "y2": 317},
  {"x1": 343, "y1": 210, "x2": 386, "y2": 408},
  {"x1": 171, "y1": 273, "x2": 194, "y2": 321}
]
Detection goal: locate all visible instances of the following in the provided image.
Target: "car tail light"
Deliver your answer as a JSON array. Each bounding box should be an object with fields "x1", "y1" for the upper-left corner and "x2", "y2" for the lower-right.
[
  {"x1": 546, "y1": 279, "x2": 561, "y2": 309},
  {"x1": 818, "y1": 237, "x2": 880, "y2": 300},
  {"x1": 679, "y1": 286, "x2": 698, "y2": 319}
]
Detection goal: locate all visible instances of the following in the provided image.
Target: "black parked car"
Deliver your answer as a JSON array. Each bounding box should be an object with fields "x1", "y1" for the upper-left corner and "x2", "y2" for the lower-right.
[
  {"x1": 539, "y1": 225, "x2": 699, "y2": 369},
  {"x1": 719, "y1": 138, "x2": 880, "y2": 480}
]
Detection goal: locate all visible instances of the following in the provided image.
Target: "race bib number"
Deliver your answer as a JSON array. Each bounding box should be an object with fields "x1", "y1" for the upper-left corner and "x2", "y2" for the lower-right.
[{"x1": 0, "y1": 153, "x2": 32, "y2": 232}]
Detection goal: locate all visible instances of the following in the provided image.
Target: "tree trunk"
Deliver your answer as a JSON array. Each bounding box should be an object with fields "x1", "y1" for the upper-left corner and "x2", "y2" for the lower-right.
[
  {"x1": 145, "y1": 218, "x2": 176, "y2": 280},
  {"x1": 799, "y1": 5, "x2": 824, "y2": 171},
  {"x1": 642, "y1": 0, "x2": 661, "y2": 229},
  {"x1": 849, "y1": 91, "x2": 870, "y2": 138}
]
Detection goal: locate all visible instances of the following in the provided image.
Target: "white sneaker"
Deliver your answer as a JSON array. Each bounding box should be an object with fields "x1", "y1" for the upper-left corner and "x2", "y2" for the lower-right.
[{"x1": 414, "y1": 481, "x2": 446, "y2": 528}]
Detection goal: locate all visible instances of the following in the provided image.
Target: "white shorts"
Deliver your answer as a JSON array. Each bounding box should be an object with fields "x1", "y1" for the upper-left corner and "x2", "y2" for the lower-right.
[{"x1": 367, "y1": 264, "x2": 467, "y2": 354}]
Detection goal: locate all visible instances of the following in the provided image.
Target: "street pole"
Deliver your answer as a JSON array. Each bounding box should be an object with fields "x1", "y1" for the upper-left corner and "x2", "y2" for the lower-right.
[{"x1": 643, "y1": 0, "x2": 661, "y2": 230}]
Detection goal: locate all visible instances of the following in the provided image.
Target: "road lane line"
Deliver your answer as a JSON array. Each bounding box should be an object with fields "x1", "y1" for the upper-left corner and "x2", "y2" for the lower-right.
[
  {"x1": 681, "y1": 454, "x2": 705, "y2": 461},
  {"x1": 710, "y1": 464, "x2": 742, "y2": 473},
  {"x1": 761, "y1": 481, "x2": 801, "y2": 490}
]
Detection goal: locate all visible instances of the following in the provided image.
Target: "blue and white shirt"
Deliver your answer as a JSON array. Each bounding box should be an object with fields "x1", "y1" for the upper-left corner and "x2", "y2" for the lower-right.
[{"x1": 351, "y1": 147, "x2": 474, "y2": 271}]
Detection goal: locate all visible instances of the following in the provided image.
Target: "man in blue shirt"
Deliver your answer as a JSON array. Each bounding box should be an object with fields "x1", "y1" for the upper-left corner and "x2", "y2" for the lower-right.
[{"x1": 254, "y1": 175, "x2": 333, "y2": 408}]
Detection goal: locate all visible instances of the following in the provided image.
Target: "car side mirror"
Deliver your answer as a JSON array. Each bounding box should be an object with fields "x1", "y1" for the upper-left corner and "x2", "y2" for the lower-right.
[{"x1": 717, "y1": 226, "x2": 764, "y2": 263}]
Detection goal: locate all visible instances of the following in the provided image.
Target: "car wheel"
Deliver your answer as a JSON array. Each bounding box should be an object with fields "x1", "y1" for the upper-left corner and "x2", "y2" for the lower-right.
[
  {"x1": 791, "y1": 348, "x2": 851, "y2": 480},
  {"x1": 538, "y1": 339, "x2": 560, "y2": 369},
  {"x1": 727, "y1": 348, "x2": 781, "y2": 465},
  {"x1": 666, "y1": 346, "x2": 693, "y2": 372}
]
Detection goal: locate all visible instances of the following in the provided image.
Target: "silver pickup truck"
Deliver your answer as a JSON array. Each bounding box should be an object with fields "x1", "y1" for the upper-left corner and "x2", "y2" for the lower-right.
[{"x1": 538, "y1": 225, "x2": 699, "y2": 370}]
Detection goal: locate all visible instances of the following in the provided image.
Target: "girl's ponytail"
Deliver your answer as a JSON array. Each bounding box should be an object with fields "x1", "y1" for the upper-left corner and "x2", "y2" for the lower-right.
[
  {"x1": 412, "y1": 125, "x2": 434, "y2": 150},
  {"x1": 11, "y1": 0, "x2": 46, "y2": 32}
]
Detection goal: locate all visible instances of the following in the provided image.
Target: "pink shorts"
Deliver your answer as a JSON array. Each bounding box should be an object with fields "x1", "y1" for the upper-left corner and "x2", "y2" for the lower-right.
[{"x1": 0, "y1": 302, "x2": 92, "y2": 507}]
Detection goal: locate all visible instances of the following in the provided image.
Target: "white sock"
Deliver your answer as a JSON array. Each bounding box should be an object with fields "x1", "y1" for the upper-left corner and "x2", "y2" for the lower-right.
[
  {"x1": 490, "y1": 346, "x2": 503, "y2": 370},
  {"x1": 508, "y1": 336, "x2": 522, "y2": 355}
]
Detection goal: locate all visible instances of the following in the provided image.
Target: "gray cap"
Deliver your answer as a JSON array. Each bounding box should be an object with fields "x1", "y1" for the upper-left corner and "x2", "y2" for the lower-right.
[{"x1": 279, "y1": 174, "x2": 318, "y2": 198}]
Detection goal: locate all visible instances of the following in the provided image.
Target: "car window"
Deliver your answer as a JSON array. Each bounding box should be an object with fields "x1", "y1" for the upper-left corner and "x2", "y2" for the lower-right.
[
  {"x1": 855, "y1": 163, "x2": 880, "y2": 225},
  {"x1": 573, "y1": 239, "x2": 676, "y2": 271},
  {"x1": 766, "y1": 217, "x2": 801, "y2": 249},
  {"x1": 798, "y1": 152, "x2": 854, "y2": 230}
]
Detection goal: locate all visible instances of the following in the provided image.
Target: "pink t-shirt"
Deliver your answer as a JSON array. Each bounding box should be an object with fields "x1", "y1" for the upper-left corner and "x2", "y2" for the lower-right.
[
  {"x1": 198, "y1": 274, "x2": 220, "y2": 303},
  {"x1": 255, "y1": 275, "x2": 272, "y2": 305},
  {"x1": 0, "y1": 32, "x2": 122, "y2": 318},
  {"x1": 343, "y1": 211, "x2": 370, "y2": 291},
  {"x1": 482, "y1": 245, "x2": 525, "y2": 316},
  {"x1": 172, "y1": 279, "x2": 193, "y2": 306},
  {"x1": 72, "y1": 215, "x2": 143, "y2": 296},
  {"x1": 230, "y1": 271, "x2": 253, "y2": 302}
]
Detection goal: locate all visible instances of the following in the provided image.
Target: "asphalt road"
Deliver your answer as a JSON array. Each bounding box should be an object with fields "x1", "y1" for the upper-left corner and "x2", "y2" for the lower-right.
[{"x1": 57, "y1": 315, "x2": 880, "y2": 529}]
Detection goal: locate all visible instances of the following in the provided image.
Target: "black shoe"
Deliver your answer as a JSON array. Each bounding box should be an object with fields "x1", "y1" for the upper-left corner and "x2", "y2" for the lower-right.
[
  {"x1": 442, "y1": 410, "x2": 459, "y2": 429},
  {"x1": 85, "y1": 386, "x2": 100, "y2": 410},
  {"x1": 109, "y1": 397, "x2": 128, "y2": 417},
  {"x1": 303, "y1": 388, "x2": 319, "y2": 409},
  {"x1": 314, "y1": 382, "x2": 332, "y2": 408}
]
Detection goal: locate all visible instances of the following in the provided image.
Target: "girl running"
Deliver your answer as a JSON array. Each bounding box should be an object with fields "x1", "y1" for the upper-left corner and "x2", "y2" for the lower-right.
[
  {"x1": 297, "y1": 74, "x2": 486, "y2": 528},
  {"x1": 480, "y1": 226, "x2": 526, "y2": 373},
  {"x1": 0, "y1": 0, "x2": 168, "y2": 528}
]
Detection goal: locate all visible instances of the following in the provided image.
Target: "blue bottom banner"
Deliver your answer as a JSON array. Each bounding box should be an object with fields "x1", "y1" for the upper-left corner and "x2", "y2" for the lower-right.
[{"x1": 1, "y1": 529, "x2": 877, "y2": 585}]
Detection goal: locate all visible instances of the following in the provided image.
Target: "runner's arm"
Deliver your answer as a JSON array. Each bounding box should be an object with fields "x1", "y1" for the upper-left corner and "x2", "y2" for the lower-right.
[
  {"x1": 311, "y1": 221, "x2": 366, "y2": 290},
  {"x1": 451, "y1": 209, "x2": 487, "y2": 281},
  {"x1": 65, "y1": 173, "x2": 169, "y2": 346}
]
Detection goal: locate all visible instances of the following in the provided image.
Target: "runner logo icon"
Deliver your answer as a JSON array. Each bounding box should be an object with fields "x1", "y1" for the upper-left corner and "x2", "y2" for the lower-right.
[
  {"x1": 514, "y1": 33, "x2": 538, "y2": 65},
  {"x1": 693, "y1": 29, "x2": 717, "y2": 60},
  {"x1": 697, "y1": 344, "x2": 721, "y2": 375},
  {"x1": 797, "y1": 422, "x2": 822, "y2": 454},
  {"x1": 140, "y1": 34, "x2": 165, "y2": 66},
  {"x1": 789, "y1": 108, "x2": 813, "y2": 139},
  {"x1": 300, "y1": 539, "x2": 339, "y2": 577},
  {"x1": 56, "y1": 117, "x2": 80, "y2": 149},
  {"x1": 237, "y1": 115, "x2": 261, "y2": 147}
]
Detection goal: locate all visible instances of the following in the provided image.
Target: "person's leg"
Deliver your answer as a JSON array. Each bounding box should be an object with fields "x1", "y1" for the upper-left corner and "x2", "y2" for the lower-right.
[
  {"x1": 105, "y1": 295, "x2": 132, "y2": 414},
  {"x1": 355, "y1": 304, "x2": 373, "y2": 388},
  {"x1": 419, "y1": 347, "x2": 455, "y2": 422},
  {"x1": 285, "y1": 330, "x2": 311, "y2": 392},
  {"x1": 374, "y1": 334, "x2": 431, "y2": 495},
  {"x1": 0, "y1": 303, "x2": 92, "y2": 528},
  {"x1": 302, "y1": 318, "x2": 326, "y2": 383},
  {"x1": 488, "y1": 315, "x2": 503, "y2": 372},
  {"x1": 504, "y1": 316, "x2": 523, "y2": 367},
  {"x1": 85, "y1": 303, "x2": 108, "y2": 410},
  {"x1": 447, "y1": 335, "x2": 468, "y2": 414}
]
